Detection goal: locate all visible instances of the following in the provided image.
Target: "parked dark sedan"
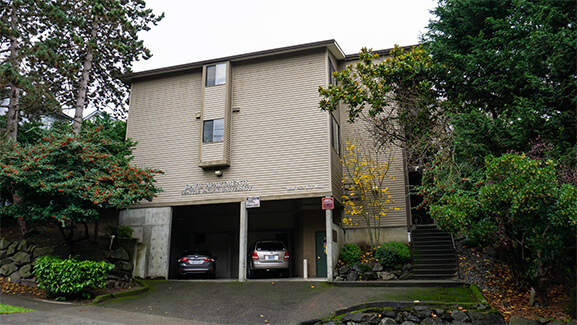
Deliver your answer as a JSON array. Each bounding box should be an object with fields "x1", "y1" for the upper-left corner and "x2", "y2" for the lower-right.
[{"x1": 177, "y1": 249, "x2": 217, "y2": 279}]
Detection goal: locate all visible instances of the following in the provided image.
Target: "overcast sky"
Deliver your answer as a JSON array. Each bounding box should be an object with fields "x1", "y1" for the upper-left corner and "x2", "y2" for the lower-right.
[{"x1": 132, "y1": 0, "x2": 438, "y2": 72}]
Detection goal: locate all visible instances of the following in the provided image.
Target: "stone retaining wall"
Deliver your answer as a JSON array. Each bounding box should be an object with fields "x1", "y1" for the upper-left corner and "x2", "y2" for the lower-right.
[
  {"x1": 311, "y1": 305, "x2": 574, "y2": 325},
  {"x1": 0, "y1": 238, "x2": 50, "y2": 286},
  {"x1": 334, "y1": 263, "x2": 414, "y2": 282},
  {"x1": 0, "y1": 238, "x2": 134, "y2": 289}
]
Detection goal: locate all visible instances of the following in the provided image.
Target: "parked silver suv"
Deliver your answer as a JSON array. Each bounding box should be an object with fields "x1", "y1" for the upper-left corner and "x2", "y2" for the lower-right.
[{"x1": 248, "y1": 240, "x2": 289, "y2": 278}]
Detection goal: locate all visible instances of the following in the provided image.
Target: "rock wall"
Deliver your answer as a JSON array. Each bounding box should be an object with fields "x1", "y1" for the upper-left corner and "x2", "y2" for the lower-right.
[
  {"x1": 0, "y1": 238, "x2": 134, "y2": 289},
  {"x1": 313, "y1": 305, "x2": 574, "y2": 325},
  {"x1": 0, "y1": 238, "x2": 51, "y2": 286},
  {"x1": 329, "y1": 306, "x2": 507, "y2": 325},
  {"x1": 334, "y1": 263, "x2": 414, "y2": 282}
]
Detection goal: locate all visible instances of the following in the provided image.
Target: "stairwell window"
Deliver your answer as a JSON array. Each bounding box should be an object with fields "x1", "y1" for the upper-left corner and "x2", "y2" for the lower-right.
[
  {"x1": 329, "y1": 61, "x2": 337, "y2": 86},
  {"x1": 206, "y1": 63, "x2": 226, "y2": 86},
  {"x1": 203, "y1": 118, "x2": 224, "y2": 143},
  {"x1": 331, "y1": 115, "x2": 340, "y2": 155}
]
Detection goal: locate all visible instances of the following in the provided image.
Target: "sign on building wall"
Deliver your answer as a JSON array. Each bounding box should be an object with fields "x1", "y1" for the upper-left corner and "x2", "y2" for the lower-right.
[
  {"x1": 246, "y1": 196, "x2": 260, "y2": 208},
  {"x1": 322, "y1": 196, "x2": 334, "y2": 210},
  {"x1": 181, "y1": 180, "x2": 252, "y2": 195}
]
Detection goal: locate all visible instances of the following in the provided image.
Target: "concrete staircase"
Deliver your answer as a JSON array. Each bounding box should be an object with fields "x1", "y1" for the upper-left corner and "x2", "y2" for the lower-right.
[{"x1": 411, "y1": 224, "x2": 458, "y2": 280}]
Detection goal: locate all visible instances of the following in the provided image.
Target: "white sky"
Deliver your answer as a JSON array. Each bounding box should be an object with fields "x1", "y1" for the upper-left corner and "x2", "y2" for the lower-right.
[{"x1": 132, "y1": 0, "x2": 438, "y2": 72}]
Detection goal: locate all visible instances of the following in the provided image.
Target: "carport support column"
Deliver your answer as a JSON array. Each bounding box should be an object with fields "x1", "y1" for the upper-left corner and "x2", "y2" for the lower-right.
[
  {"x1": 238, "y1": 201, "x2": 248, "y2": 281},
  {"x1": 325, "y1": 209, "x2": 333, "y2": 281}
]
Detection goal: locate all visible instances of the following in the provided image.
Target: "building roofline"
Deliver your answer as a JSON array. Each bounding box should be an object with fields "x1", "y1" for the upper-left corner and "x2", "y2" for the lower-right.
[
  {"x1": 343, "y1": 44, "x2": 419, "y2": 61},
  {"x1": 120, "y1": 39, "x2": 347, "y2": 83}
]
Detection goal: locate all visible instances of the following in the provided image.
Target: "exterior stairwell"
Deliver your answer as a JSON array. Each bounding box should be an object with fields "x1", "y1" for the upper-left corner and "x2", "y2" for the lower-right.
[{"x1": 411, "y1": 224, "x2": 458, "y2": 280}]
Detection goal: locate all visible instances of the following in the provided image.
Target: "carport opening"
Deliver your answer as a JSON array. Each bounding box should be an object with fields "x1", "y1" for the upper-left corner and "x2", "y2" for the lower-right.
[{"x1": 169, "y1": 200, "x2": 298, "y2": 279}]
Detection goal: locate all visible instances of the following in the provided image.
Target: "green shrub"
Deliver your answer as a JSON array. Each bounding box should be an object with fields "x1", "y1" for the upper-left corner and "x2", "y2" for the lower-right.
[
  {"x1": 375, "y1": 241, "x2": 410, "y2": 267},
  {"x1": 104, "y1": 224, "x2": 134, "y2": 239},
  {"x1": 340, "y1": 243, "x2": 362, "y2": 266},
  {"x1": 34, "y1": 255, "x2": 114, "y2": 299},
  {"x1": 116, "y1": 225, "x2": 134, "y2": 239}
]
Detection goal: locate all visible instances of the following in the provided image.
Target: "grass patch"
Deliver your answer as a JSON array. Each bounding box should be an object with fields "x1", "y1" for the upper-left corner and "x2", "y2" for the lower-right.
[
  {"x1": 0, "y1": 304, "x2": 33, "y2": 314},
  {"x1": 363, "y1": 286, "x2": 478, "y2": 303}
]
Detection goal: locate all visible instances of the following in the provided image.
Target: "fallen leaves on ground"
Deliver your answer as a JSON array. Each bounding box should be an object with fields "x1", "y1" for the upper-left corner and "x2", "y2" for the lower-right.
[
  {"x1": 0, "y1": 277, "x2": 48, "y2": 299},
  {"x1": 0, "y1": 276, "x2": 141, "y2": 303},
  {"x1": 454, "y1": 241, "x2": 573, "y2": 322}
]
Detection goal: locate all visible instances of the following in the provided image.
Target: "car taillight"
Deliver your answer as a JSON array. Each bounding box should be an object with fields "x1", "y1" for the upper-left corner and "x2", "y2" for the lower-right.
[
  {"x1": 203, "y1": 258, "x2": 214, "y2": 262},
  {"x1": 284, "y1": 251, "x2": 289, "y2": 259},
  {"x1": 178, "y1": 258, "x2": 189, "y2": 263},
  {"x1": 252, "y1": 251, "x2": 259, "y2": 259}
]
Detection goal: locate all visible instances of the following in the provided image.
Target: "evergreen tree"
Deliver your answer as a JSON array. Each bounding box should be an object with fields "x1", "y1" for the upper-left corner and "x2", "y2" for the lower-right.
[
  {"x1": 0, "y1": 0, "x2": 59, "y2": 140},
  {"x1": 424, "y1": 0, "x2": 577, "y2": 166},
  {"x1": 43, "y1": 0, "x2": 163, "y2": 133}
]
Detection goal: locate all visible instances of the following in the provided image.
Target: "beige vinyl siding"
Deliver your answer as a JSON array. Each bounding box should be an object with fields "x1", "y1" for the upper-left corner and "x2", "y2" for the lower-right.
[
  {"x1": 329, "y1": 115, "x2": 343, "y2": 204},
  {"x1": 330, "y1": 147, "x2": 343, "y2": 204},
  {"x1": 339, "y1": 118, "x2": 408, "y2": 228},
  {"x1": 328, "y1": 52, "x2": 344, "y2": 204},
  {"x1": 337, "y1": 56, "x2": 408, "y2": 228},
  {"x1": 201, "y1": 142, "x2": 225, "y2": 162},
  {"x1": 200, "y1": 84, "x2": 226, "y2": 166},
  {"x1": 230, "y1": 50, "x2": 330, "y2": 198},
  {"x1": 202, "y1": 85, "x2": 226, "y2": 119},
  {"x1": 126, "y1": 50, "x2": 333, "y2": 207},
  {"x1": 126, "y1": 71, "x2": 202, "y2": 203}
]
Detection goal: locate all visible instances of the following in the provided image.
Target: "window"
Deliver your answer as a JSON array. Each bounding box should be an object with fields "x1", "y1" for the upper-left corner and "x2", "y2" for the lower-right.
[
  {"x1": 331, "y1": 115, "x2": 340, "y2": 154},
  {"x1": 203, "y1": 118, "x2": 224, "y2": 143},
  {"x1": 206, "y1": 63, "x2": 226, "y2": 86},
  {"x1": 329, "y1": 61, "x2": 337, "y2": 86}
]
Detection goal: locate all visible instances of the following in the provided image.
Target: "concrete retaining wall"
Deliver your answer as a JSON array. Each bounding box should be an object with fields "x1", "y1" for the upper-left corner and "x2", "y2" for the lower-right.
[
  {"x1": 119, "y1": 207, "x2": 172, "y2": 278},
  {"x1": 344, "y1": 226, "x2": 409, "y2": 247}
]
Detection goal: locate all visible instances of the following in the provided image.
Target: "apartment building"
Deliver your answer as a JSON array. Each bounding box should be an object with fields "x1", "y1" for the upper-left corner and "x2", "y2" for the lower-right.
[{"x1": 119, "y1": 40, "x2": 410, "y2": 280}]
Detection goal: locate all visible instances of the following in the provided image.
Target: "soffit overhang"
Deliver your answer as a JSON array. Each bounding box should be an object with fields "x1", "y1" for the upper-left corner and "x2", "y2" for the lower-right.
[{"x1": 120, "y1": 39, "x2": 347, "y2": 83}]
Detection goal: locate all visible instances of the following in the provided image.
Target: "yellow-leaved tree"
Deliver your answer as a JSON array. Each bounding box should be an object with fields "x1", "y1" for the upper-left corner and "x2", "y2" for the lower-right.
[{"x1": 342, "y1": 134, "x2": 401, "y2": 249}]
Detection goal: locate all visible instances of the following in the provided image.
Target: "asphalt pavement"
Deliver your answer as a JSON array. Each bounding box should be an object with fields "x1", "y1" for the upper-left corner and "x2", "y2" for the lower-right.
[{"x1": 0, "y1": 278, "x2": 468, "y2": 325}]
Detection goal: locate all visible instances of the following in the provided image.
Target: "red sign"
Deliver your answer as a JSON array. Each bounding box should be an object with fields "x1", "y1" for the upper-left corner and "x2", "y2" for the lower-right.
[{"x1": 322, "y1": 196, "x2": 334, "y2": 210}]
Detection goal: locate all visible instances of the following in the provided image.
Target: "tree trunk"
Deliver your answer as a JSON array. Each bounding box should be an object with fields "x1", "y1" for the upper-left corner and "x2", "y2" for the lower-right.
[
  {"x1": 6, "y1": 5, "x2": 27, "y2": 235},
  {"x1": 57, "y1": 223, "x2": 70, "y2": 246},
  {"x1": 13, "y1": 193, "x2": 27, "y2": 235},
  {"x1": 92, "y1": 218, "x2": 99, "y2": 242},
  {"x1": 6, "y1": 7, "x2": 20, "y2": 141},
  {"x1": 72, "y1": 14, "x2": 100, "y2": 134},
  {"x1": 534, "y1": 282, "x2": 549, "y2": 306}
]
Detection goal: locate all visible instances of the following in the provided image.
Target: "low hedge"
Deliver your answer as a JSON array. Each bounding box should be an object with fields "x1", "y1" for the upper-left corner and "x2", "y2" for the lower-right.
[
  {"x1": 34, "y1": 255, "x2": 114, "y2": 299},
  {"x1": 375, "y1": 241, "x2": 410, "y2": 267},
  {"x1": 340, "y1": 243, "x2": 362, "y2": 266}
]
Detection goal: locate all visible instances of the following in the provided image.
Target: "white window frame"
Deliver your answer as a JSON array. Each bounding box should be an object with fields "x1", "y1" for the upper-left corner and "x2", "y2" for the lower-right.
[
  {"x1": 206, "y1": 63, "x2": 226, "y2": 87},
  {"x1": 203, "y1": 118, "x2": 225, "y2": 143},
  {"x1": 331, "y1": 115, "x2": 340, "y2": 155}
]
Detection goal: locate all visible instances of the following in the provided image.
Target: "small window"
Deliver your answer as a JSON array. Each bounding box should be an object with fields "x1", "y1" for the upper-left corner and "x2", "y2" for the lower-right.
[
  {"x1": 331, "y1": 115, "x2": 340, "y2": 154},
  {"x1": 203, "y1": 118, "x2": 224, "y2": 143},
  {"x1": 206, "y1": 63, "x2": 226, "y2": 86},
  {"x1": 329, "y1": 61, "x2": 337, "y2": 86}
]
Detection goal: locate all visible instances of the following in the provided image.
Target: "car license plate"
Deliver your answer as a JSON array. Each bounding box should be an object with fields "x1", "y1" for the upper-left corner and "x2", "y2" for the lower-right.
[
  {"x1": 265, "y1": 255, "x2": 277, "y2": 260},
  {"x1": 189, "y1": 260, "x2": 203, "y2": 265}
]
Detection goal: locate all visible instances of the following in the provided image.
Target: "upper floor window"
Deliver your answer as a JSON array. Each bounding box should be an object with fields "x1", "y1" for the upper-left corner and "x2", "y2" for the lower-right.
[
  {"x1": 206, "y1": 63, "x2": 226, "y2": 86},
  {"x1": 331, "y1": 115, "x2": 340, "y2": 155},
  {"x1": 329, "y1": 61, "x2": 337, "y2": 86},
  {"x1": 203, "y1": 118, "x2": 224, "y2": 143}
]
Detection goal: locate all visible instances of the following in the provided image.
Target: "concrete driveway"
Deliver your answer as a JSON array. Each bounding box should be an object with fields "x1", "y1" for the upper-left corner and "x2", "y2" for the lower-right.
[{"x1": 1, "y1": 279, "x2": 468, "y2": 325}]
